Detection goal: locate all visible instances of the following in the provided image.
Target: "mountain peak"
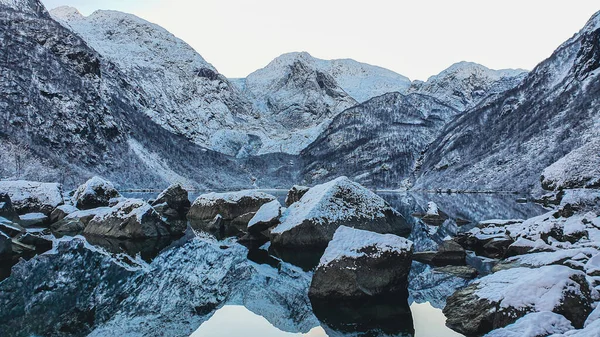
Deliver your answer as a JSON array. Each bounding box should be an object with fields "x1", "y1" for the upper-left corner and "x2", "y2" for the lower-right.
[
  {"x1": 582, "y1": 10, "x2": 600, "y2": 34},
  {"x1": 49, "y1": 6, "x2": 83, "y2": 21}
]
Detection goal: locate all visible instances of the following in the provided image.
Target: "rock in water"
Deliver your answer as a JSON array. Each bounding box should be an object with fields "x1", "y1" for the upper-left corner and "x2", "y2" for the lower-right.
[
  {"x1": 247, "y1": 200, "x2": 282, "y2": 234},
  {"x1": 309, "y1": 226, "x2": 413, "y2": 300},
  {"x1": 0, "y1": 193, "x2": 19, "y2": 222},
  {"x1": 50, "y1": 207, "x2": 111, "y2": 235},
  {"x1": 271, "y1": 177, "x2": 410, "y2": 248},
  {"x1": 72, "y1": 176, "x2": 121, "y2": 210},
  {"x1": 0, "y1": 181, "x2": 63, "y2": 216},
  {"x1": 188, "y1": 190, "x2": 276, "y2": 236},
  {"x1": 285, "y1": 185, "x2": 309, "y2": 206},
  {"x1": 83, "y1": 199, "x2": 170, "y2": 239},
  {"x1": 151, "y1": 184, "x2": 191, "y2": 219},
  {"x1": 443, "y1": 265, "x2": 593, "y2": 335}
]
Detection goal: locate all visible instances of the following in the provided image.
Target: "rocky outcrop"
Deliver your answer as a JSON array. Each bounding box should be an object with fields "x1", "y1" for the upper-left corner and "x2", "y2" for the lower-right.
[
  {"x1": 49, "y1": 204, "x2": 78, "y2": 224},
  {"x1": 271, "y1": 177, "x2": 410, "y2": 248},
  {"x1": 308, "y1": 226, "x2": 413, "y2": 300},
  {"x1": 188, "y1": 190, "x2": 275, "y2": 236},
  {"x1": 51, "y1": 207, "x2": 110, "y2": 235},
  {"x1": 73, "y1": 177, "x2": 121, "y2": 210},
  {"x1": 0, "y1": 181, "x2": 63, "y2": 216},
  {"x1": 247, "y1": 200, "x2": 282, "y2": 234},
  {"x1": 84, "y1": 199, "x2": 171, "y2": 239},
  {"x1": 443, "y1": 265, "x2": 593, "y2": 335},
  {"x1": 150, "y1": 184, "x2": 190, "y2": 219},
  {"x1": 285, "y1": 185, "x2": 309, "y2": 207}
]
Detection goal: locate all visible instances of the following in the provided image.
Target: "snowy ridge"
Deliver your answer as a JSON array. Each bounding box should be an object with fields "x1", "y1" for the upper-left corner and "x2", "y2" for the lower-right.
[
  {"x1": 319, "y1": 225, "x2": 413, "y2": 267},
  {"x1": 408, "y1": 61, "x2": 527, "y2": 111}
]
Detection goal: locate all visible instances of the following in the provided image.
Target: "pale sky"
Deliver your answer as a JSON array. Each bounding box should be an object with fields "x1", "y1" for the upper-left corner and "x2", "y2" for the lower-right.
[{"x1": 41, "y1": 0, "x2": 600, "y2": 81}]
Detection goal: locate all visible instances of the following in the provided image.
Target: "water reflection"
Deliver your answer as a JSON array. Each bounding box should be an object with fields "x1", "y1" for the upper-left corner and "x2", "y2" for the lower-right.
[{"x1": 190, "y1": 301, "x2": 462, "y2": 337}]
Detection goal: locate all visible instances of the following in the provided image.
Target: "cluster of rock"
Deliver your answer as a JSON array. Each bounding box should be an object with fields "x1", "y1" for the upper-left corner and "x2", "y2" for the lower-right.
[
  {"x1": 440, "y1": 187, "x2": 600, "y2": 336},
  {"x1": 0, "y1": 177, "x2": 191, "y2": 264}
]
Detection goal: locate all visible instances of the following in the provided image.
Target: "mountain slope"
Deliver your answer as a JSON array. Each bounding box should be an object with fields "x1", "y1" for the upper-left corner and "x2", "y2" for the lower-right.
[
  {"x1": 408, "y1": 62, "x2": 527, "y2": 111},
  {"x1": 415, "y1": 11, "x2": 600, "y2": 193},
  {"x1": 301, "y1": 93, "x2": 458, "y2": 188},
  {"x1": 0, "y1": 0, "x2": 297, "y2": 189}
]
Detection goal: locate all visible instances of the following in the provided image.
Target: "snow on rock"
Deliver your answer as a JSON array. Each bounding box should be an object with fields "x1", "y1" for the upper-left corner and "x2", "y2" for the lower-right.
[
  {"x1": 443, "y1": 265, "x2": 593, "y2": 335},
  {"x1": 50, "y1": 207, "x2": 111, "y2": 235},
  {"x1": 309, "y1": 226, "x2": 413, "y2": 299},
  {"x1": 550, "y1": 320, "x2": 600, "y2": 337},
  {"x1": 84, "y1": 198, "x2": 171, "y2": 239},
  {"x1": 72, "y1": 176, "x2": 121, "y2": 210},
  {"x1": 270, "y1": 177, "x2": 410, "y2": 248},
  {"x1": 0, "y1": 180, "x2": 63, "y2": 216},
  {"x1": 18, "y1": 212, "x2": 48, "y2": 227},
  {"x1": 483, "y1": 311, "x2": 574, "y2": 337},
  {"x1": 541, "y1": 138, "x2": 600, "y2": 191},
  {"x1": 49, "y1": 204, "x2": 79, "y2": 224},
  {"x1": 247, "y1": 199, "x2": 282, "y2": 234},
  {"x1": 426, "y1": 201, "x2": 439, "y2": 215},
  {"x1": 151, "y1": 184, "x2": 190, "y2": 219},
  {"x1": 495, "y1": 247, "x2": 600, "y2": 271}
]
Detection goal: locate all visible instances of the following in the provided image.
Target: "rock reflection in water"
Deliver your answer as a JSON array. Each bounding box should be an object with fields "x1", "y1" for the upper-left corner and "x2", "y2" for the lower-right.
[
  {"x1": 311, "y1": 295, "x2": 414, "y2": 337},
  {"x1": 84, "y1": 234, "x2": 177, "y2": 262}
]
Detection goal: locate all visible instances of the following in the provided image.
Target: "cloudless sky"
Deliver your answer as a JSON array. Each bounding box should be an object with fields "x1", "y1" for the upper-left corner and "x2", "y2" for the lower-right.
[{"x1": 41, "y1": 0, "x2": 600, "y2": 81}]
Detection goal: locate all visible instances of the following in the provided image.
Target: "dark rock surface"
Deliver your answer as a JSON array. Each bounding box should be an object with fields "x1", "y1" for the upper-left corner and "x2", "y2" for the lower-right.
[
  {"x1": 285, "y1": 185, "x2": 309, "y2": 206},
  {"x1": 73, "y1": 177, "x2": 121, "y2": 210},
  {"x1": 151, "y1": 184, "x2": 191, "y2": 219}
]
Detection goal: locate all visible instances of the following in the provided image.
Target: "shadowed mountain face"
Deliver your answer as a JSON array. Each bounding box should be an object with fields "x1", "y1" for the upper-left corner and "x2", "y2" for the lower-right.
[
  {"x1": 415, "y1": 12, "x2": 600, "y2": 193},
  {"x1": 301, "y1": 93, "x2": 458, "y2": 188},
  {"x1": 0, "y1": 1, "x2": 300, "y2": 190}
]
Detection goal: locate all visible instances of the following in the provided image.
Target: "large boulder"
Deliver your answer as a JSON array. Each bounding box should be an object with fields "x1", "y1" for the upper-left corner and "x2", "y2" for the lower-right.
[
  {"x1": 308, "y1": 226, "x2": 413, "y2": 300},
  {"x1": 0, "y1": 181, "x2": 63, "y2": 216},
  {"x1": 285, "y1": 185, "x2": 309, "y2": 207},
  {"x1": 188, "y1": 190, "x2": 276, "y2": 236},
  {"x1": 443, "y1": 265, "x2": 594, "y2": 336},
  {"x1": 49, "y1": 204, "x2": 79, "y2": 224},
  {"x1": 247, "y1": 200, "x2": 282, "y2": 234},
  {"x1": 0, "y1": 193, "x2": 18, "y2": 222},
  {"x1": 72, "y1": 176, "x2": 121, "y2": 210},
  {"x1": 271, "y1": 177, "x2": 410, "y2": 249},
  {"x1": 151, "y1": 184, "x2": 191, "y2": 219},
  {"x1": 83, "y1": 199, "x2": 171, "y2": 239},
  {"x1": 418, "y1": 201, "x2": 449, "y2": 226},
  {"x1": 18, "y1": 213, "x2": 49, "y2": 227},
  {"x1": 414, "y1": 239, "x2": 466, "y2": 266},
  {"x1": 50, "y1": 207, "x2": 111, "y2": 235}
]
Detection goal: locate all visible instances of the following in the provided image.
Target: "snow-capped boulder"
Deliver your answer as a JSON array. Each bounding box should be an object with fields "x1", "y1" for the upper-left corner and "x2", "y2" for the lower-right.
[
  {"x1": 271, "y1": 177, "x2": 410, "y2": 248},
  {"x1": 551, "y1": 320, "x2": 600, "y2": 337},
  {"x1": 247, "y1": 199, "x2": 282, "y2": 234},
  {"x1": 541, "y1": 139, "x2": 600, "y2": 191},
  {"x1": 73, "y1": 176, "x2": 121, "y2": 210},
  {"x1": 285, "y1": 185, "x2": 309, "y2": 206},
  {"x1": 49, "y1": 204, "x2": 78, "y2": 224},
  {"x1": 443, "y1": 265, "x2": 594, "y2": 335},
  {"x1": 309, "y1": 226, "x2": 413, "y2": 300},
  {"x1": 50, "y1": 207, "x2": 110, "y2": 235},
  {"x1": 483, "y1": 311, "x2": 574, "y2": 337},
  {"x1": 188, "y1": 190, "x2": 276, "y2": 236},
  {"x1": 151, "y1": 184, "x2": 190, "y2": 219},
  {"x1": 0, "y1": 181, "x2": 63, "y2": 216},
  {"x1": 84, "y1": 199, "x2": 171, "y2": 239},
  {"x1": 18, "y1": 213, "x2": 48, "y2": 227},
  {"x1": 0, "y1": 193, "x2": 18, "y2": 222}
]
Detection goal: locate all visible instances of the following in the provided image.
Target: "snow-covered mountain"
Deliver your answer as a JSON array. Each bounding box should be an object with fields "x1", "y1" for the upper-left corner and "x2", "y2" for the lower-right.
[
  {"x1": 415, "y1": 10, "x2": 600, "y2": 193},
  {"x1": 0, "y1": 0, "x2": 298, "y2": 189},
  {"x1": 301, "y1": 93, "x2": 458, "y2": 188},
  {"x1": 408, "y1": 62, "x2": 527, "y2": 111}
]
